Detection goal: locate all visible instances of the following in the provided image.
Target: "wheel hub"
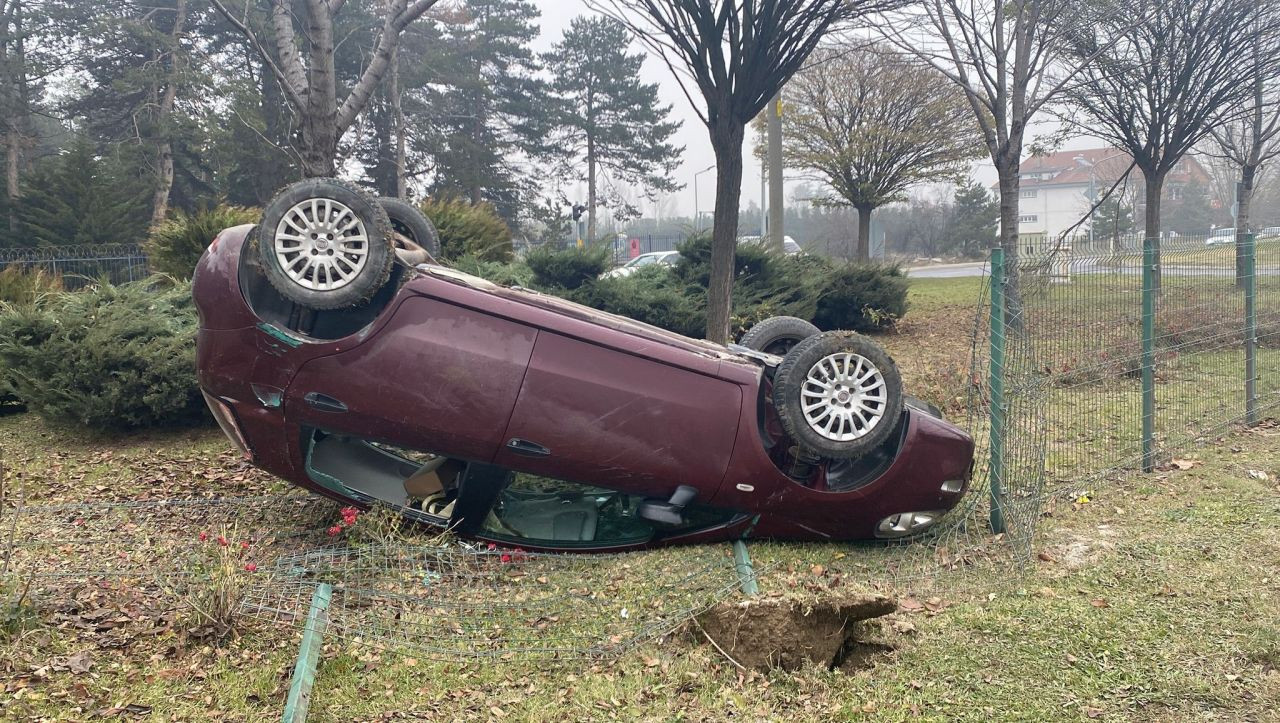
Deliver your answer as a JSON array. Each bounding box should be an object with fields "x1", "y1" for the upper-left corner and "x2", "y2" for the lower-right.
[
  {"x1": 274, "y1": 198, "x2": 370, "y2": 291},
  {"x1": 799, "y1": 352, "x2": 887, "y2": 442}
]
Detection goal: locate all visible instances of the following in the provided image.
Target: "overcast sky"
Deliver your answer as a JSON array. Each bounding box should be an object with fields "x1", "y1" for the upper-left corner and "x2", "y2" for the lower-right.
[{"x1": 527, "y1": 1, "x2": 1103, "y2": 219}]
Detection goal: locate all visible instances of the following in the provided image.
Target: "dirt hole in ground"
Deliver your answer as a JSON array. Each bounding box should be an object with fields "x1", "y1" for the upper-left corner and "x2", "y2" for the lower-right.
[{"x1": 693, "y1": 593, "x2": 896, "y2": 672}]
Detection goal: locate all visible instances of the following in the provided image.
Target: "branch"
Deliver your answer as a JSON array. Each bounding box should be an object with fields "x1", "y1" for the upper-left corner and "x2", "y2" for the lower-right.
[{"x1": 209, "y1": 0, "x2": 307, "y2": 112}]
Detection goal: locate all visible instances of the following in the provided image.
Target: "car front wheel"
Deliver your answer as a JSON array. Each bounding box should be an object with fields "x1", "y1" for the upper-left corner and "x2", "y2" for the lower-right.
[
  {"x1": 256, "y1": 178, "x2": 394, "y2": 310},
  {"x1": 772, "y1": 331, "x2": 903, "y2": 459}
]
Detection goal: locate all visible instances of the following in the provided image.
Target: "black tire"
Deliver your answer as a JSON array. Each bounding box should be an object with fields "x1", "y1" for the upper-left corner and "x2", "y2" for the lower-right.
[
  {"x1": 739, "y1": 315, "x2": 820, "y2": 356},
  {"x1": 772, "y1": 331, "x2": 904, "y2": 459},
  {"x1": 379, "y1": 197, "x2": 441, "y2": 257},
  {"x1": 256, "y1": 178, "x2": 393, "y2": 310}
]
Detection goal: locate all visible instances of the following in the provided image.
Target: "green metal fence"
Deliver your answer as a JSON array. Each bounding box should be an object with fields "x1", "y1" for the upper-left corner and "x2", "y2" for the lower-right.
[{"x1": 989, "y1": 233, "x2": 1280, "y2": 499}]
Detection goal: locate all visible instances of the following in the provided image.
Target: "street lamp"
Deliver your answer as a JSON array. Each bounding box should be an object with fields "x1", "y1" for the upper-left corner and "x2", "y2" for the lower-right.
[
  {"x1": 1074, "y1": 151, "x2": 1128, "y2": 253},
  {"x1": 693, "y1": 164, "x2": 716, "y2": 233}
]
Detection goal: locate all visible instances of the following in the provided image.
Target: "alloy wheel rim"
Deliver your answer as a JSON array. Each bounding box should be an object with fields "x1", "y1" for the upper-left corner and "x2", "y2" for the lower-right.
[
  {"x1": 800, "y1": 352, "x2": 887, "y2": 441},
  {"x1": 274, "y1": 198, "x2": 370, "y2": 291}
]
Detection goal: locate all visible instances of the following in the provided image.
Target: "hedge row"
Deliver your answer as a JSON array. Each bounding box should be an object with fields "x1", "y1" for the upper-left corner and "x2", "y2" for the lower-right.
[{"x1": 1, "y1": 234, "x2": 906, "y2": 431}]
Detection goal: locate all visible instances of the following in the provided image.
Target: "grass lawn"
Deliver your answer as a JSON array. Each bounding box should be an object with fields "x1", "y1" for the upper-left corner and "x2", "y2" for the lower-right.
[{"x1": 1, "y1": 275, "x2": 1277, "y2": 721}]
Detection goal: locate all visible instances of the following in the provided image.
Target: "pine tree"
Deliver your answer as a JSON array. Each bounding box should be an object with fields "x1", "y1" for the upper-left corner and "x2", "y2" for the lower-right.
[
  {"x1": 16, "y1": 140, "x2": 150, "y2": 247},
  {"x1": 1092, "y1": 195, "x2": 1135, "y2": 243},
  {"x1": 542, "y1": 16, "x2": 682, "y2": 242},
  {"x1": 422, "y1": 0, "x2": 553, "y2": 221},
  {"x1": 950, "y1": 178, "x2": 999, "y2": 258}
]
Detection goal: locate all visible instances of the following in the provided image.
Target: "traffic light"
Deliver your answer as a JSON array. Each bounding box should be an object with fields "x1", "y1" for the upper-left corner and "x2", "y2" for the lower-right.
[{"x1": 571, "y1": 204, "x2": 586, "y2": 222}]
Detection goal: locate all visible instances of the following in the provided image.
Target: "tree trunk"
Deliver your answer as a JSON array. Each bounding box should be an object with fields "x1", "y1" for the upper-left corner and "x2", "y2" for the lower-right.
[
  {"x1": 5, "y1": 129, "x2": 17, "y2": 236},
  {"x1": 1235, "y1": 164, "x2": 1256, "y2": 287},
  {"x1": 767, "y1": 91, "x2": 784, "y2": 254},
  {"x1": 299, "y1": 1, "x2": 338, "y2": 178},
  {"x1": 587, "y1": 132, "x2": 597, "y2": 244},
  {"x1": 1143, "y1": 172, "x2": 1164, "y2": 292},
  {"x1": 391, "y1": 44, "x2": 406, "y2": 199},
  {"x1": 994, "y1": 162, "x2": 1024, "y2": 326},
  {"x1": 707, "y1": 126, "x2": 745, "y2": 344},
  {"x1": 855, "y1": 205, "x2": 872, "y2": 262},
  {"x1": 150, "y1": 0, "x2": 188, "y2": 229},
  {"x1": 3, "y1": 0, "x2": 29, "y2": 237}
]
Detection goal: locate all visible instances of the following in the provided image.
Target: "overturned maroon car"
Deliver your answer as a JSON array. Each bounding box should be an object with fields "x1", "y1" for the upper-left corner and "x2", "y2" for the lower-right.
[{"x1": 193, "y1": 179, "x2": 974, "y2": 551}]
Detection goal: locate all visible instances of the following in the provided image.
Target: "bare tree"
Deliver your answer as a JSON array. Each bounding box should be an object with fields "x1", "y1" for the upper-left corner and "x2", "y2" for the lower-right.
[
  {"x1": 210, "y1": 0, "x2": 440, "y2": 178},
  {"x1": 1063, "y1": 0, "x2": 1280, "y2": 288},
  {"x1": 782, "y1": 45, "x2": 983, "y2": 261},
  {"x1": 588, "y1": 0, "x2": 902, "y2": 343},
  {"x1": 878, "y1": 0, "x2": 1114, "y2": 268},
  {"x1": 1210, "y1": 4, "x2": 1280, "y2": 282}
]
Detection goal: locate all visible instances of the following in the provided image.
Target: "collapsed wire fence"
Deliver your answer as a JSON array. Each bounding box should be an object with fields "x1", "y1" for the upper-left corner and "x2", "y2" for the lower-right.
[
  {"x1": 0, "y1": 489, "x2": 747, "y2": 664},
  {"x1": 0, "y1": 244, "x2": 149, "y2": 291},
  {"x1": 846, "y1": 231, "x2": 1280, "y2": 590},
  {"x1": 2, "y1": 230, "x2": 1277, "y2": 666}
]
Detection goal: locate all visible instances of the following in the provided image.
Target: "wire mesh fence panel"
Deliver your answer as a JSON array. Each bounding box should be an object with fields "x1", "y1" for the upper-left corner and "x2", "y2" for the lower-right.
[{"x1": 0, "y1": 245, "x2": 149, "y2": 290}]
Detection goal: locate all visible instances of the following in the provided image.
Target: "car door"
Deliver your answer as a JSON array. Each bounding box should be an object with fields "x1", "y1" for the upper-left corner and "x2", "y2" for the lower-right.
[
  {"x1": 285, "y1": 294, "x2": 537, "y2": 462},
  {"x1": 492, "y1": 331, "x2": 742, "y2": 497}
]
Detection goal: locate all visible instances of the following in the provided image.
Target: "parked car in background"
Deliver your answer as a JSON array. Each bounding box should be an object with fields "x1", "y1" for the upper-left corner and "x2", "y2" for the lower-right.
[
  {"x1": 600, "y1": 250, "x2": 680, "y2": 279},
  {"x1": 1206, "y1": 228, "x2": 1237, "y2": 246},
  {"x1": 739, "y1": 235, "x2": 803, "y2": 255},
  {"x1": 193, "y1": 179, "x2": 974, "y2": 551}
]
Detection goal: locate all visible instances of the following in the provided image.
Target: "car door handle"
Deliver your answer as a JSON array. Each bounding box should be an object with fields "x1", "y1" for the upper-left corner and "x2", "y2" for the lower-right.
[
  {"x1": 304, "y1": 392, "x2": 348, "y2": 413},
  {"x1": 506, "y1": 438, "x2": 550, "y2": 457}
]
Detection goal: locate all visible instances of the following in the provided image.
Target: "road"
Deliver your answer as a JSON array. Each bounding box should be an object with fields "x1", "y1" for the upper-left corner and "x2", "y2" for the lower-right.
[{"x1": 906, "y1": 261, "x2": 987, "y2": 278}]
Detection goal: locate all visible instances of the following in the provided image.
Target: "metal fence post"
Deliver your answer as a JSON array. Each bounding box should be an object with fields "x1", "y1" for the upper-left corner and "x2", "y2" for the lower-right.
[
  {"x1": 1142, "y1": 237, "x2": 1157, "y2": 472},
  {"x1": 1244, "y1": 233, "x2": 1258, "y2": 426},
  {"x1": 987, "y1": 247, "x2": 1007, "y2": 534}
]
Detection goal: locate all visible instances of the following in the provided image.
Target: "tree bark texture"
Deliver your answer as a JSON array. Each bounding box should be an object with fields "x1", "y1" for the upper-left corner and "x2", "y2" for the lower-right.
[
  {"x1": 150, "y1": 0, "x2": 189, "y2": 229},
  {"x1": 707, "y1": 126, "x2": 745, "y2": 344}
]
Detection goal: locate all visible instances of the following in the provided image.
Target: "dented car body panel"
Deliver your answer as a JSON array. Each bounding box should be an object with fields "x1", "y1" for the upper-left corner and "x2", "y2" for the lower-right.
[{"x1": 194, "y1": 225, "x2": 975, "y2": 550}]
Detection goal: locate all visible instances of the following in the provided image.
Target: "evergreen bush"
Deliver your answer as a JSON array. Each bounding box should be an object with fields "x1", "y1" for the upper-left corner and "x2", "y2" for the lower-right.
[
  {"x1": 811, "y1": 264, "x2": 909, "y2": 332},
  {"x1": 525, "y1": 245, "x2": 610, "y2": 290},
  {"x1": 569, "y1": 268, "x2": 706, "y2": 338},
  {"x1": 147, "y1": 205, "x2": 259, "y2": 279},
  {"x1": 419, "y1": 197, "x2": 513, "y2": 262},
  {"x1": 0, "y1": 278, "x2": 207, "y2": 430},
  {"x1": 0, "y1": 267, "x2": 63, "y2": 408}
]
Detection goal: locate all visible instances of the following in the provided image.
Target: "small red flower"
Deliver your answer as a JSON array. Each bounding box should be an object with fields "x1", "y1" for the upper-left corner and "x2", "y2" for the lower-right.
[
  {"x1": 240, "y1": 540, "x2": 250, "y2": 550},
  {"x1": 340, "y1": 506, "x2": 359, "y2": 525},
  {"x1": 487, "y1": 542, "x2": 497, "y2": 551},
  {"x1": 500, "y1": 553, "x2": 512, "y2": 563},
  {"x1": 327, "y1": 525, "x2": 342, "y2": 537},
  {"x1": 243, "y1": 563, "x2": 257, "y2": 572},
  {"x1": 217, "y1": 535, "x2": 228, "y2": 547},
  {"x1": 198, "y1": 531, "x2": 209, "y2": 542}
]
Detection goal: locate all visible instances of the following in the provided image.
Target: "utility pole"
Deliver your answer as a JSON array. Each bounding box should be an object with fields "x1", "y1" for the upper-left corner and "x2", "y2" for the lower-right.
[{"x1": 767, "y1": 91, "x2": 784, "y2": 253}]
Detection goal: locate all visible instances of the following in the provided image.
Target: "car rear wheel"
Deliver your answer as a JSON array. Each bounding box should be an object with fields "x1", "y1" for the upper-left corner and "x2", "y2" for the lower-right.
[
  {"x1": 379, "y1": 197, "x2": 441, "y2": 259},
  {"x1": 256, "y1": 178, "x2": 394, "y2": 310},
  {"x1": 738, "y1": 315, "x2": 820, "y2": 356},
  {"x1": 772, "y1": 331, "x2": 903, "y2": 459}
]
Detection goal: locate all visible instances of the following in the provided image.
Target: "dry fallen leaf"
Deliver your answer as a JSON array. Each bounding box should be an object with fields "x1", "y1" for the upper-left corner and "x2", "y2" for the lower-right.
[
  {"x1": 1171, "y1": 458, "x2": 1201, "y2": 470},
  {"x1": 1248, "y1": 470, "x2": 1269, "y2": 481},
  {"x1": 1090, "y1": 598, "x2": 1110, "y2": 608}
]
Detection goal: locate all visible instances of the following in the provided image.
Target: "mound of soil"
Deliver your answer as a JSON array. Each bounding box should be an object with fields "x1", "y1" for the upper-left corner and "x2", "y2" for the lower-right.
[{"x1": 694, "y1": 593, "x2": 896, "y2": 671}]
